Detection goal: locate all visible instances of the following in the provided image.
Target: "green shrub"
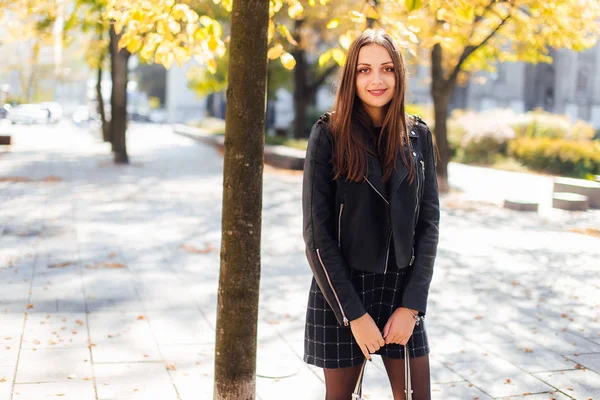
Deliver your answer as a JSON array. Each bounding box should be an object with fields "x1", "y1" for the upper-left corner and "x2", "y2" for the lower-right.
[
  {"x1": 265, "y1": 136, "x2": 308, "y2": 150},
  {"x1": 508, "y1": 138, "x2": 600, "y2": 178},
  {"x1": 449, "y1": 109, "x2": 516, "y2": 164},
  {"x1": 510, "y1": 109, "x2": 595, "y2": 140}
]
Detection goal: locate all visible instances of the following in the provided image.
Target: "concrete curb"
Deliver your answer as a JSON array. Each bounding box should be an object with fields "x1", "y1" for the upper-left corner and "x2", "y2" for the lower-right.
[{"x1": 173, "y1": 124, "x2": 305, "y2": 170}]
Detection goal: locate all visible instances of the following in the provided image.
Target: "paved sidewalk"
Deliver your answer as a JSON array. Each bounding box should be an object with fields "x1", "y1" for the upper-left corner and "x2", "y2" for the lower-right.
[{"x1": 0, "y1": 122, "x2": 599, "y2": 400}]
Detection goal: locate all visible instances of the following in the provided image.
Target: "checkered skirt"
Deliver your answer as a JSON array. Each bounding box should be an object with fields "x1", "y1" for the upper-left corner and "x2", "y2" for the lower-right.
[{"x1": 303, "y1": 252, "x2": 430, "y2": 369}]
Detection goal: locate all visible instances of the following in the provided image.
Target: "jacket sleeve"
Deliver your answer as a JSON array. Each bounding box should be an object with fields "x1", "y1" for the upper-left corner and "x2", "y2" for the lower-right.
[
  {"x1": 302, "y1": 121, "x2": 367, "y2": 326},
  {"x1": 401, "y1": 123, "x2": 440, "y2": 317}
]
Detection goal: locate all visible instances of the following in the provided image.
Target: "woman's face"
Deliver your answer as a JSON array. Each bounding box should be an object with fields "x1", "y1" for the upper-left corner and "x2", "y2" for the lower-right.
[{"x1": 355, "y1": 43, "x2": 396, "y2": 120}]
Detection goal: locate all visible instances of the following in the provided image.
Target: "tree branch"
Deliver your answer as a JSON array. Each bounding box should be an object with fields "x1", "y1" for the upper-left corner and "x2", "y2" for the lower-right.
[
  {"x1": 446, "y1": 12, "x2": 511, "y2": 88},
  {"x1": 308, "y1": 62, "x2": 338, "y2": 94}
]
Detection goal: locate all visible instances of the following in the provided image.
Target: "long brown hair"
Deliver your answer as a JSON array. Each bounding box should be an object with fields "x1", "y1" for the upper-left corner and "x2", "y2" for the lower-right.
[{"x1": 330, "y1": 29, "x2": 415, "y2": 184}]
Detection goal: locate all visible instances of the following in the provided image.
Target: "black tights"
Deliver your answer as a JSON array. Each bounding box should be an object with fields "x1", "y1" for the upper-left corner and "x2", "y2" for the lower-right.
[{"x1": 323, "y1": 355, "x2": 431, "y2": 400}]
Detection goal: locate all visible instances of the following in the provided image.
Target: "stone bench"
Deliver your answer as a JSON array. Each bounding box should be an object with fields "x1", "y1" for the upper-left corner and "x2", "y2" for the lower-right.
[
  {"x1": 553, "y1": 177, "x2": 600, "y2": 209},
  {"x1": 173, "y1": 124, "x2": 305, "y2": 170},
  {"x1": 503, "y1": 199, "x2": 539, "y2": 212},
  {"x1": 552, "y1": 192, "x2": 589, "y2": 211}
]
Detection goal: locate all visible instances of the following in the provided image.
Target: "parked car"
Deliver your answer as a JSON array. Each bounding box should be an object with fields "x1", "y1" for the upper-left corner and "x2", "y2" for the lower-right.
[
  {"x1": 0, "y1": 104, "x2": 9, "y2": 119},
  {"x1": 40, "y1": 102, "x2": 63, "y2": 123},
  {"x1": 72, "y1": 105, "x2": 92, "y2": 125},
  {"x1": 7, "y1": 104, "x2": 49, "y2": 125}
]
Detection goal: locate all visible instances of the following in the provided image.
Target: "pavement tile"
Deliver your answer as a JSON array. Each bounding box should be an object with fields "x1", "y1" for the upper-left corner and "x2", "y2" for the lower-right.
[
  {"x1": 146, "y1": 311, "x2": 215, "y2": 345},
  {"x1": 478, "y1": 342, "x2": 576, "y2": 373},
  {"x1": 16, "y1": 347, "x2": 93, "y2": 383},
  {"x1": 21, "y1": 314, "x2": 89, "y2": 350},
  {"x1": 0, "y1": 366, "x2": 15, "y2": 400},
  {"x1": 495, "y1": 390, "x2": 573, "y2": 399},
  {"x1": 91, "y1": 340, "x2": 162, "y2": 363},
  {"x1": 431, "y1": 381, "x2": 493, "y2": 399},
  {"x1": 448, "y1": 355, "x2": 554, "y2": 398},
  {"x1": 256, "y1": 364, "x2": 328, "y2": 400},
  {"x1": 94, "y1": 362, "x2": 177, "y2": 400},
  {"x1": 12, "y1": 381, "x2": 96, "y2": 399},
  {"x1": 567, "y1": 352, "x2": 600, "y2": 375},
  {"x1": 429, "y1": 357, "x2": 465, "y2": 384},
  {"x1": 533, "y1": 369, "x2": 600, "y2": 399}
]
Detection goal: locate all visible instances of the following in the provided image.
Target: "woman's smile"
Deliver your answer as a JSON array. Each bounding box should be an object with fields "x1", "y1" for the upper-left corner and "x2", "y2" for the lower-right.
[{"x1": 368, "y1": 89, "x2": 388, "y2": 96}]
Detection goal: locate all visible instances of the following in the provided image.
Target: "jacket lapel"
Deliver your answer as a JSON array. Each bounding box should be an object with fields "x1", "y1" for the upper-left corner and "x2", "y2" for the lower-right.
[
  {"x1": 388, "y1": 127, "x2": 418, "y2": 195},
  {"x1": 358, "y1": 123, "x2": 416, "y2": 200},
  {"x1": 355, "y1": 124, "x2": 389, "y2": 202}
]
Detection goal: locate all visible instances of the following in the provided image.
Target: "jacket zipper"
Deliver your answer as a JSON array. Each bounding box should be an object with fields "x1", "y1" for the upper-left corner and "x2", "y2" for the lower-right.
[
  {"x1": 363, "y1": 175, "x2": 389, "y2": 204},
  {"x1": 338, "y1": 203, "x2": 344, "y2": 248},
  {"x1": 414, "y1": 153, "x2": 424, "y2": 222},
  {"x1": 383, "y1": 230, "x2": 392, "y2": 273},
  {"x1": 316, "y1": 249, "x2": 349, "y2": 326}
]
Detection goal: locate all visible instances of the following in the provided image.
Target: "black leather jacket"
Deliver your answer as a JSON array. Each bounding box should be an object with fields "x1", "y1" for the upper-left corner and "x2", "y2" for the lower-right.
[{"x1": 302, "y1": 113, "x2": 440, "y2": 326}]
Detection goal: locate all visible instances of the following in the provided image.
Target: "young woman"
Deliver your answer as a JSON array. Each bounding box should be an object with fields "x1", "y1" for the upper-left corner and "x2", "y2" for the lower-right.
[{"x1": 302, "y1": 29, "x2": 440, "y2": 399}]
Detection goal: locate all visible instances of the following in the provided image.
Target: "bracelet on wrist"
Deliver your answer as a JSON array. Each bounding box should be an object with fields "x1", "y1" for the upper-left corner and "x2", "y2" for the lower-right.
[{"x1": 404, "y1": 308, "x2": 424, "y2": 326}]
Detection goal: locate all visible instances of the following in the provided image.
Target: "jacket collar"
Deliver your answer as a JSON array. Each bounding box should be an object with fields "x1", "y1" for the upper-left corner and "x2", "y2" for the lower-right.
[{"x1": 355, "y1": 122, "x2": 418, "y2": 202}]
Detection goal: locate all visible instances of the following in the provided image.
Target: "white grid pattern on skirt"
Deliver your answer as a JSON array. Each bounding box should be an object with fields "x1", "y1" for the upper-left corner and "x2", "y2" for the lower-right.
[{"x1": 304, "y1": 257, "x2": 429, "y2": 369}]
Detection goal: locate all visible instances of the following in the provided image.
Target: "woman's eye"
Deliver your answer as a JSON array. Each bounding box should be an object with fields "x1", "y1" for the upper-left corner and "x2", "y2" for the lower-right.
[
  {"x1": 384, "y1": 67, "x2": 394, "y2": 72},
  {"x1": 358, "y1": 68, "x2": 369, "y2": 73}
]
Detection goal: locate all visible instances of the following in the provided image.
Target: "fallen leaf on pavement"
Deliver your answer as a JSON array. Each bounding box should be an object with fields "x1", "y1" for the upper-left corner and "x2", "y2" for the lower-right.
[
  {"x1": 569, "y1": 227, "x2": 600, "y2": 238},
  {"x1": 505, "y1": 378, "x2": 511, "y2": 384},
  {"x1": 75, "y1": 320, "x2": 84, "y2": 326},
  {"x1": 0, "y1": 377, "x2": 6, "y2": 382},
  {"x1": 181, "y1": 243, "x2": 215, "y2": 254},
  {"x1": 67, "y1": 374, "x2": 77, "y2": 379},
  {"x1": 166, "y1": 363, "x2": 176, "y2": 370},
  {"x1": 524, "y1": 348, "x2": 533, "y2": 353},
  {"x1": 0, "y1": 176, "x2": 32, "y2": 182},
  {"x1": 48, "y1": 261, "x2": 75, "y2": 269},
  {"x1": 138, "y1": 315, "x2": 145, "y2": 320},
  {"x1": 27, "y1": 304, "x2": 34, "y2": 309},
  {"x1": 86, "y1": 262, "x2": 127, "y2": 269},
  {"x1": 40, "y1": 176, "x2": 63, "y2": 182}
]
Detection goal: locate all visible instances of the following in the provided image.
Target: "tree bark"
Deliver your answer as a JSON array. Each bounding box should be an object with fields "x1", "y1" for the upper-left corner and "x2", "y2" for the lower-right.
[
  {"x1": 430, "y1": 44, "x2": 453, "y2": 194},
  {"x1": 109, "y1": 26, "x2": 130, "y2": 164},
  {"x1": 291, "y1": 20, "x2": 338, "y2": 139},
  {"x1": 96, "y1": 64, "x2": 110, "y2": 143},
  {"x1": 213, "y1": 0, "x2": 269, "y2": 397},
  {"x1": 292, "y1": 19, "x2": 308, "y2": 139}
]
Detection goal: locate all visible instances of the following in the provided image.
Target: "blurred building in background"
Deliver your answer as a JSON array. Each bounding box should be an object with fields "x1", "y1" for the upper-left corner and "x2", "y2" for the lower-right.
[{"x1": 409, "y1": 45, "x2": 600, "y2": 126}]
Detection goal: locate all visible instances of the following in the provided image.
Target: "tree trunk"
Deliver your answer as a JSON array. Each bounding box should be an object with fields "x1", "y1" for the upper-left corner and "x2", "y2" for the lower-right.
[
  {"x1": 213, "y1": 0, "x2": 269, "y2": 398},
  {"x1": 292, "y1": 19, "x2": 308, "y2": 139},
  {"x1": 96, "y1": 65, "x2": 110, "y2": 143},
  {"x1": 430, "y1": 44, "x2": 453, "y2": 194},
  {"x1": 109, "y1": 26, "x2": 130, "y2": 164}
]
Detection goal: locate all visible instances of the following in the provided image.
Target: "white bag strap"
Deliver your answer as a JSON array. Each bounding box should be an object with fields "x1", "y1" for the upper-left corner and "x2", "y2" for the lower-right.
[
  {"x1": 404, "y1": 345, "x2": 413, "y2": 400},
  {"x1": 351, "y1": 358, "x2": 367, "y2": 399}
]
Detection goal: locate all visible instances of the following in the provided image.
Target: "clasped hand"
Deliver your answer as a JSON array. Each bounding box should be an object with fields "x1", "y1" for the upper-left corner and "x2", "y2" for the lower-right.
[{"x1": 350, "y1": 308, "x2": 416, "y2": 361}]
